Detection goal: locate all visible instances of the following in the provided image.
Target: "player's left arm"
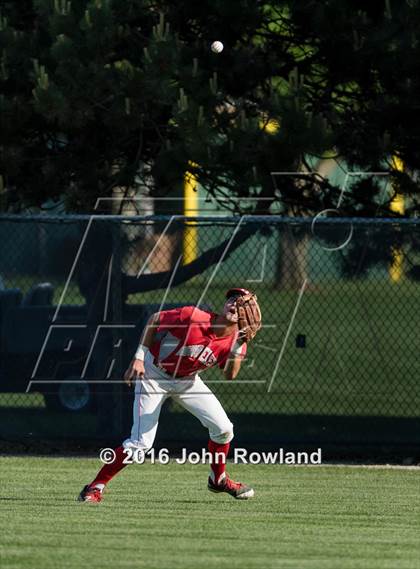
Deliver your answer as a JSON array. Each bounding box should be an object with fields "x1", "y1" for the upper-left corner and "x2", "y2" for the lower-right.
[
  {"x1": 223, "y1": 355, "x2": 243, "y2": 381},
  {"x1": 222, "y1": 339, "x2": 247, "y2": 381}
]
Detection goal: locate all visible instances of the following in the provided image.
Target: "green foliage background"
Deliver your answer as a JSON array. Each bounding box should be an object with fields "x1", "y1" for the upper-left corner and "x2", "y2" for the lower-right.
[{"x1": 1, "y1": 0, "x2": 420, "y2": 213}]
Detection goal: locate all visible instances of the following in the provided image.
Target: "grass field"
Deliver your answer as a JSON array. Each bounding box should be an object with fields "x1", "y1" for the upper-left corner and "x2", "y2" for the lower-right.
[{"x1": 1, "y1": 457, "x2": 419, "y2": 569}]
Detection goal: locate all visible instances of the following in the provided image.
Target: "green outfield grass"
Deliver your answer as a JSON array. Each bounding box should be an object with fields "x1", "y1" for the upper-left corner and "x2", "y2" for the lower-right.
[
  {"x1": 0, "y1": 457, "x2": 419, "y2": 569},
  {"x1": 0, "y1": 394, "x2": 45, "y2": 408}
]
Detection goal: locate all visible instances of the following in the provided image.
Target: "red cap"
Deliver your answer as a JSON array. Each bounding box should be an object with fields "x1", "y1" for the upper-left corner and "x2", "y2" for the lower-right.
[{"x1": 225, "y1": 287, "x2": 252, "y2": 299}]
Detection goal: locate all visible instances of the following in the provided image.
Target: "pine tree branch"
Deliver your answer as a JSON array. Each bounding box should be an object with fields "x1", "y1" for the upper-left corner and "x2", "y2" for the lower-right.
[{"x1": 123, "y1": 222, "x2": 257, "y2": 295}]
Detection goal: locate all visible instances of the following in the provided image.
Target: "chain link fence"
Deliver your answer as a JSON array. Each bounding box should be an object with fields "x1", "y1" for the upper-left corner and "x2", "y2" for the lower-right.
[{"x1": 0, "y1": 214, "x2": 419, "y2": 452}]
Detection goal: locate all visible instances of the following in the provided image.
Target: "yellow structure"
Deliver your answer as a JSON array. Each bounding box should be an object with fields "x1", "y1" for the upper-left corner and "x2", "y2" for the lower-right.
[
  {"x1": 260, "y1": 116, "x2": 280, "y2": 134},
  {"x1": 183, "y1": 163, "x2": 199, "y2": 264},
  {"x1": 389, "y1": 155, "x2": 405, "y2": 283}
]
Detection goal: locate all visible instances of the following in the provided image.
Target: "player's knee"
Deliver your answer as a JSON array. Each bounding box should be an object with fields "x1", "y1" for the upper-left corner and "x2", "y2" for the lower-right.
[{"x1": 211, "y1": 421, "x2": 234, "y2": 444}]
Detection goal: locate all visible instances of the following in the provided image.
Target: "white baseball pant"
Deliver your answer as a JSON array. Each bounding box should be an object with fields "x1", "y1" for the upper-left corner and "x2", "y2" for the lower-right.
[{"x1": 123, "y1": 351, "x2": 234, "y2": 451}]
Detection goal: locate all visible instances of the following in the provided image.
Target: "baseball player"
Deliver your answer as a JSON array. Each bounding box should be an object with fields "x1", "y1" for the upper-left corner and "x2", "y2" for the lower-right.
[{"x1": 78, "y1": 288, "x2": 262, "y2": 502}]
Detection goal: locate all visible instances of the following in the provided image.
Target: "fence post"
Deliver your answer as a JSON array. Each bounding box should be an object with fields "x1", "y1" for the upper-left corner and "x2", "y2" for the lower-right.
[
  {"x1": 390, "y1": 156, "x2": 405, "y2": 283},
  {"x1": 111, "y1": 219, "x2": 124, "y2": 437},
  {"x1": 183, "y1": 163, "x2": 199, "y2": 264}
]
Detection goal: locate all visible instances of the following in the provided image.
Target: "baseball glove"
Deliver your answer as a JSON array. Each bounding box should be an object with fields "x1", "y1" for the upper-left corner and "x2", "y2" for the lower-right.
[{"x1": 236, "y1": 293, "x2": 262, "y2": 342}]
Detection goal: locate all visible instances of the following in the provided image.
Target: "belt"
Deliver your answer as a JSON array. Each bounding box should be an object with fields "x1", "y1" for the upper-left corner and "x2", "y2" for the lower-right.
[{"x1": 152, "y1": 357, "x2": 194, "y2": 380}]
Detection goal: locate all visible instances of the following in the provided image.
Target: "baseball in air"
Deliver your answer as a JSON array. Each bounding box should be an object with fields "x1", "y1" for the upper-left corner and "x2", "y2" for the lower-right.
[{"x1": 211, "y1": 41, "x2": 224, "y2": 53}]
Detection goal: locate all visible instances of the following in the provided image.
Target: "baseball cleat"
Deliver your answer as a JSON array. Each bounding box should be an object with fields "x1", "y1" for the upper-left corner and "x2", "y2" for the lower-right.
[
  {"x1": 208, "y1": 474, "x2": 254, "y2": 499},
  {"x1": 77, "y1": 485, "x2": 103, "y2": 503}
]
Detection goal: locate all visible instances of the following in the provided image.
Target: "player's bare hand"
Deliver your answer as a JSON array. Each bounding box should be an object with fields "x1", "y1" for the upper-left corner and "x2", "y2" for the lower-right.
[{"x1": 124, "y1": 359, "x2": 145, "y2": 386}]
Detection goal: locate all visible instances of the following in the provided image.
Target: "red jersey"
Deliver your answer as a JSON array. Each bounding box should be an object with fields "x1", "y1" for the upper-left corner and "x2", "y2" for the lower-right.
[{"x1": 149, "y1": 306, "x2": 247, "y2": 378}]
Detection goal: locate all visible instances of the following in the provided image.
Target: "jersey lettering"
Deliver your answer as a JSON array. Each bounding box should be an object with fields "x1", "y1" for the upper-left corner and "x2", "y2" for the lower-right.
[
  {"x1": 176, "y1": 344, "x2": 206, "y2": 359},
  {"x1": 198, "y1": 346, "x2": 217, "y2": 366},
  {"x1": 173, "y1": 343, "x2": 217, "y2": 367}
]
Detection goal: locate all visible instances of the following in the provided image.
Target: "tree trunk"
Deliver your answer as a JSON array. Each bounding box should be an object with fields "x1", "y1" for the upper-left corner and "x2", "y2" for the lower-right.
[{"x1": 275, "y1": 158, "x2": 337, "y2": 290}]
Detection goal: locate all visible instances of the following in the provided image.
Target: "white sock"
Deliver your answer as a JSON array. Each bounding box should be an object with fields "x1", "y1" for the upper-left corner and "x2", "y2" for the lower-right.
[{"x1": 93, "y1": 483, "x2": 105, "y2": 491}]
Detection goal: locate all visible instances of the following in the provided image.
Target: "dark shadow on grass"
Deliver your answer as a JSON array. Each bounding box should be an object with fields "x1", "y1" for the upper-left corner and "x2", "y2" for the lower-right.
[{"x1": 0, "y1": 497, "x2": 26, "y2": 500}]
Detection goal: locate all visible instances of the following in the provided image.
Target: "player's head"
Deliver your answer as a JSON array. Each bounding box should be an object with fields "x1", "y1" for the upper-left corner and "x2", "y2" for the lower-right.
[{"x1": 222, "y1": 287, "x2": 252, "y2": 324}]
